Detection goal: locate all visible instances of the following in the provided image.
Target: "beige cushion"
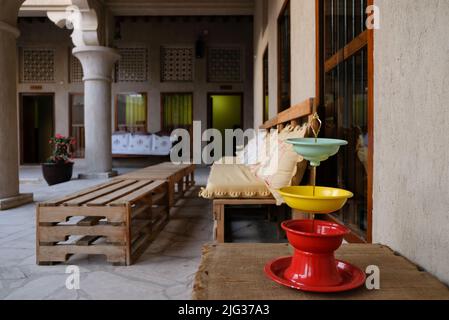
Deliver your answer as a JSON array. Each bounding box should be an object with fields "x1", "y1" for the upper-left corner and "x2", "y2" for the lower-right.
[
  {"x1": 214, "y1": 157, "x2": 243, "y2": 165},
  {"x1": 199, "y1": 164, "x2": 272, "y2": 199},
  {"x1": 256, "y1": 124, "x2": 308, "y2": 204},
  {"x1": 236, "y1": 130, "x2": 268, "y2": 165}
]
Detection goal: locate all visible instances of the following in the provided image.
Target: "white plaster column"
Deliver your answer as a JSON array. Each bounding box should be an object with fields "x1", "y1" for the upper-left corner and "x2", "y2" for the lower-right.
[
  {"x1": 73, "y1": 46, "x2": 120, "y2": 178},
  {"x1": 0, "y1": 0, "x2": 33, "y2": 210}
]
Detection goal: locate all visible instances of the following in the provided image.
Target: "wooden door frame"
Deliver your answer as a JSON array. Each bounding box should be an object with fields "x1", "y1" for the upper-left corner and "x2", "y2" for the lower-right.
[
  {"x1": 207, "y1": 92, "x2": 244, "y2": 130},
  {"x1": 315, "y1": 0, "x2": 374, "y2": 243},
  {"x1": 19, "y1": 92, "x2": 55, "y2": 165}
]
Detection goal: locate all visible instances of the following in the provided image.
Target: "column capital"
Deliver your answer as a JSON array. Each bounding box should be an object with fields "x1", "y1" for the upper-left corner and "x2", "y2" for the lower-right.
[
  {"x1": 47, "y1": 6, "x2": 100, "y2": 47},
  {"x1": 72, "y1": 46, "x2": 120, "y2": 82}
]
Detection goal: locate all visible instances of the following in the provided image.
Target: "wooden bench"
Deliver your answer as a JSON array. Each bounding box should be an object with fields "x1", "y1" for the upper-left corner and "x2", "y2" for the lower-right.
[
  {"x1": 210, "y1": 98, "x2": 315, "y2": 243},
  {"x1": 36, "y1": 179, "x2": 169, "y2": 266},
  {"x1": 213, "y1": 199, "x2": 278, "y2": 243},
  {"x1": 117, "y1": 163, "x2": 196, "y2": 207}
]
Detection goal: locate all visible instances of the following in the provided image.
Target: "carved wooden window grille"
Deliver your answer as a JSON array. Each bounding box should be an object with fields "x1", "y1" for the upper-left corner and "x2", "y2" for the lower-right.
[
  {"x1": 207, "y1": 47, "x2": 242, "y2": 83},
  {"x1": 116, "y1": 47, "x2": 148, "y2": 82},
  {"x1": 21, "y1": 48, "x2": 55, "y2": 83},
  {"x1": 70, "y1": 52, "x2": 83, "y2": 83},
  {"x1": 161, "y1": 47, "x2": 194, "y2": 82}
]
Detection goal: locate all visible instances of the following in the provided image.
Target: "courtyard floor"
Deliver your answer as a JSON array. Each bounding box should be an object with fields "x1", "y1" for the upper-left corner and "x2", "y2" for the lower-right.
[{"x1": 0, "y1": 162, "x2": 212, "y2": 300}]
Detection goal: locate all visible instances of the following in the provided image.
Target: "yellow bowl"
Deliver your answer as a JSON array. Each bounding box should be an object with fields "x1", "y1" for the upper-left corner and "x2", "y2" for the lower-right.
[{"x1": 278, "y1": 186, "x2": 354, "y2": 214}]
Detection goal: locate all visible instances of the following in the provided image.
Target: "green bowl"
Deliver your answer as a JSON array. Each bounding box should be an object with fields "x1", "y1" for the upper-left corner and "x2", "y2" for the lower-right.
[{"x1": 286, "y1": 138, "x2": 348, "y2": 167}]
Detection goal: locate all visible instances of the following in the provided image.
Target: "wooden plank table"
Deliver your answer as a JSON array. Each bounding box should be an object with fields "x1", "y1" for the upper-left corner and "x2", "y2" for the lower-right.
[
  {"x1": 37, "y1": 179, "x2": 169, "y2": 266},
  {"x1": 193, "y1": 243, "x2": 449, "y2": 300},
  {"x1": 117, "y1": 163, "x2": 195, "y2": 207}
]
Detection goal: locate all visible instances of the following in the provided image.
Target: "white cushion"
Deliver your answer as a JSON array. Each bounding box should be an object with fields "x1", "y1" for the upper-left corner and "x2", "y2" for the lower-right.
[
  {"x1": 236, "y1": 130, "x2": 267, "y2": 165},
  {"x1": 152, "y1": 135, "x2": 172, "y2": 156},
  {"x1": 256, "y1": 125, "x2": 308, "y2": 204},
  {"x1": 127, "y1": 134, "x2": 152, "y2": 155},
  {"x1": 112, "y1": 133, "x2": 130, "y2": 154}
]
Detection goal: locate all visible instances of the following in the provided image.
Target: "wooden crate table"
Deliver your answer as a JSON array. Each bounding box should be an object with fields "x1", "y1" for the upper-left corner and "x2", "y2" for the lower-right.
[
  {"x1": 36, "y1": 179, "x2": 169, "y2": 266},
  {"x1": 193, "y1": 243, "x2": 449, "y2": 300},
  {"x1": 117, "y1": 163, "x2": 195, "y2": 207}
]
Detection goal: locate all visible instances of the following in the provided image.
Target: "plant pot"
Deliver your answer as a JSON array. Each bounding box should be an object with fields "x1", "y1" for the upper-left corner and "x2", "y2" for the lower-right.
[{"x1": 42, "y1": 162, "x2": 74, "y2": 186}]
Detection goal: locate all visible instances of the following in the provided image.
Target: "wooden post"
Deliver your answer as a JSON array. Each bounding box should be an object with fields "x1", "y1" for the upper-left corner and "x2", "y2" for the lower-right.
[{"x1": 213, "y1": 202, "x2": 225, "y2": 243}]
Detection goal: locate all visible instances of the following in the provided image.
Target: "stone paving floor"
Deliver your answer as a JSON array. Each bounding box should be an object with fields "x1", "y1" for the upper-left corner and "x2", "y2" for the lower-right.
[{"x1": 0, "y1": 164, "x2": 212, "y2": 300}]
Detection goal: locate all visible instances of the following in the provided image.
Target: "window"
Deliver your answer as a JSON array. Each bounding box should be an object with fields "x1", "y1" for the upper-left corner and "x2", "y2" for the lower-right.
[
  {"x1": 317, "y1": 0, "x2": 373, "y2": 241},
  {"x1": 207, "y1": 47, "x2": 243, "y2": 83},
  {"x1": 115, "y1": 47, "x2": 148, "y2": 82},
  {"x1": 69, "y1": 50, "x2": 83, "y2": 83},
  {"x1": 278, "y1": 1, "x2": 291, "y2": 112},
  {"x1": 161, "y1": 93, "x2": 193, "y2": 133},
  {"x1": 115, "y1": 93, "x2": 148, "y2": 133},
  {"x1": 69, "y1": 94, "x2": 85, "y2": 158},
  {"x1": 263, "y1": 47, "x2": 269, "y2": 123},
  {"x1": 161, "y1": 47, "x2": 194, "y2": 82},
  {"x1": 20, "y1": 48, "x2": 55, "y2": 83}
]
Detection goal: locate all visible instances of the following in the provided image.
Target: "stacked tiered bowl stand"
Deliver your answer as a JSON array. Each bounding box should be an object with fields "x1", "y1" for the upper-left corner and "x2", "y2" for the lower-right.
[{"x1": 264, "y1": 114, "x2": 366, "y2": 293}]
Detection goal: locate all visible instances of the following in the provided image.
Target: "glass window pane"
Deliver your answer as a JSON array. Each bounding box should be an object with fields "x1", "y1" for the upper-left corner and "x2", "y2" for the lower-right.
[
  {"x1": 263, "y1": 48, "x2": 269, "y2": 123},
  {"x1": 320, "y1": 47, "x2": 368, "y2": 237},
  {"x1": 278, "y1": 1, "x2": 291, "y2": 111},
  {"x1": 70, "y1": 94, "x2": 84, "y2": 158},
  {"x1": 116, "y1": 93, "x2": 147, "y2": 133},
  {"x1": 324, "y1": 0, "x2": 367, "y2": 60},
  {"x1": 321, "y1": 0, "x2": 369, "y2": 238},
  {"x1": 162, "y1": 93, "x2": 193, "y2": 133}
]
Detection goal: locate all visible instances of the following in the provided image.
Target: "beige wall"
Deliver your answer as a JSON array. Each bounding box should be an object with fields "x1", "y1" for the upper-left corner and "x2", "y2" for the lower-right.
[
  {"x1": 253, "y1": 0, "x2": 315, "y2": 128},
  {"x1": 16, "y1": 16, "x2": 253, "y2": 142},
  {"x1": 17, "y1": 21, "x2": 82, "y2": 137},
  {"x1": 373, "y1": 0, "x2": 449, "y2": 284},
  {"x1": 115, "y1": 17, "x2": 254, "y2": 133}
]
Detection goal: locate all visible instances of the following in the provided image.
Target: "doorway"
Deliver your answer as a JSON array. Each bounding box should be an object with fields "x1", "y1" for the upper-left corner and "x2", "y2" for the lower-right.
[
  {"x1": 20, "y1": 94, "x2": 55, "y2": 164},
  {"x1": 207, "y1": 93, "x2": 243, "y2": 157}
]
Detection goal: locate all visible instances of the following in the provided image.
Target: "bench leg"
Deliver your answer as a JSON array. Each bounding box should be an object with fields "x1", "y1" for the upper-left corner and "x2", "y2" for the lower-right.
[
  {"x1": 168, "y1": 180, "x2": 175, "y2": 208},
  {"x1": 213, "y1": 202, "x2": 225, "y2": 243},
  {"x1": 190, "y1": 171, "x2": 195, "y2": 187}
]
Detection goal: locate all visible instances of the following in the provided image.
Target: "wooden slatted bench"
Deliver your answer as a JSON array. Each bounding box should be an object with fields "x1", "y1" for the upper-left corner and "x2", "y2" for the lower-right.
[
  {"x1": 36, "y1": 179, "x2": 169, "y2": 266},
  {"x1": 117, "y1": 163, "x2": 195, "y2": 207}
]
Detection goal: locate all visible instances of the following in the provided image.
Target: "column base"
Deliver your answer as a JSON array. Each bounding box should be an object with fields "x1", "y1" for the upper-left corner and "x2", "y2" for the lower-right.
[
  {"x1": 78, "y1": 171, "x2": 118, "y2": 180},
  {"x1": 0, "y1": 193, "x2": 34, "y2": 210}
]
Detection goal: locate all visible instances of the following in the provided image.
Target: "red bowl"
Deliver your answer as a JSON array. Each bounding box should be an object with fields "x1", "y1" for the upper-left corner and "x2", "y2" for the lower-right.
[
  {"x1": 281, "y1": 220, "x2": 350, "y2": 287},
  {"x1": 282, "y1": 220, "x2": 349, "y2": 254}
]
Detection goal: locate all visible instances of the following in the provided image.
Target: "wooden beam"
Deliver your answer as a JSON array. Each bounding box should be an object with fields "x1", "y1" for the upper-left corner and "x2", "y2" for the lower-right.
[
  {"x1": 260, "y1": 98, "x2": 314, "y2": 130},
  {"x1": 324, "y1": 30, "x2": 368, "y2": 73}
]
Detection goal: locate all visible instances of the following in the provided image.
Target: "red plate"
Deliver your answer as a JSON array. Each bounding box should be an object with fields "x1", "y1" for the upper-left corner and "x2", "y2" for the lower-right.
[{"x1": 264, "y1": 256, "x2": 366, "y2": 293}]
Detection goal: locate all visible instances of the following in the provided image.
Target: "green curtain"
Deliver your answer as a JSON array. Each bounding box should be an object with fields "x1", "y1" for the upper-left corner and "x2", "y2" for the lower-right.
[
  {"x1": 125, "y1": 94, "x2": 146, "y2": 129},
  {"x1": 163, "y1": 94, "x2": 192, "y2": 130}
]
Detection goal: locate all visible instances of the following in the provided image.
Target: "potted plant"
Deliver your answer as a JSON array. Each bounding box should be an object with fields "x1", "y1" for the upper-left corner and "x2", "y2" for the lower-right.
[{"x1": 42, "y1": 134, "x2": 76, "y2": 186}]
